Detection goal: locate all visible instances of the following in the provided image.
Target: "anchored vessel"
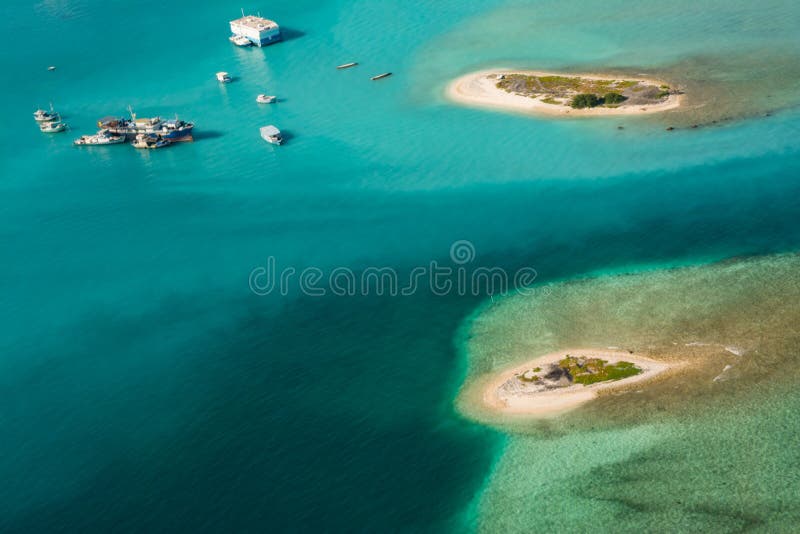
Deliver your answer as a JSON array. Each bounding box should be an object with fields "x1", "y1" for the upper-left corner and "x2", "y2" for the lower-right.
[
  {"x1": 371, "y1": 72, "x2": 392, "y2": 81},
  {"x1": 132, "y1": 133, "x2": 170, "y2": 149},
  {"x1": 337, "y1": 62, "x2": 358, "y2": 70},
  {"x1": 73, "y1": 130, "x2": 125, "y2": 146},
  {"x1": 97, "y1": 112, "x2": 194, "y2": 142},
  {"x1": 40, "y1": 121, "x2": 66, "y2": 133},
  {"x1": 260, "y1": 125, "x2": 283, "y2": 145},
  {"x1": 256, "y1": 94, "x2": 277, "y2": 104},
  {"x1": 159, "y1": 118, "x2": 195, "y2": 142},
  {"x1": 33, "y1": 105, "x2": 60, "y2": 122},
  {"x1": 229, "y1": 35, "x2": 252, "y2": 47},
  {"x1": 229, "y1": 14, "x2": 281, "y2": 47}
]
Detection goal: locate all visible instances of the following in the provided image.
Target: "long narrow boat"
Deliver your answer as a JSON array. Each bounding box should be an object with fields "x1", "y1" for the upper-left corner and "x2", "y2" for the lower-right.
[
  {"x1": 337, "y1": 62, "x2": 358, "y2": 70},
  {"x1": 73, "y1": 130, "x2": 126, "y2": 146},
  {"x1": 371, "y1": 72, "x2": 392, "y2": 81}
]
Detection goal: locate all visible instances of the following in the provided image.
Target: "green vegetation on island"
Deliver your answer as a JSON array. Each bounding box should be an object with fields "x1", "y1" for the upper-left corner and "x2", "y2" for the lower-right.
[
  {"x1": 602, "y1": 92, "x2": 627, "y2": 105},
  {"x1": 570, "y1": 93, "x2": 601, "y2": 109},
  {"x1": 557, "y1": 355, "x2": 642, "y2": 385},
  {"x1": 570, "y1": 92, "x2": 628, "y2": 108},
  {"x1": 495, "y1": 73, "x2": 677, "y2": 109},
  {"x1": 515, "y1": 355, "x2": 642, "y2": 388}
]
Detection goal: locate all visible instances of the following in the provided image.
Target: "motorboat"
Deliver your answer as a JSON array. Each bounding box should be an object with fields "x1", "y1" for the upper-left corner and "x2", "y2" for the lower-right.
[
  {"x1": 132, "y1": 133, "x2": 170, "y2": 149},
  {"x1": 40, "y1": 121, "x2": 67, "y2": 133},
  {"x1": 260, "y1": 125, "x2": 283, "y2": 145},
  {"x1": 229, "y1": 35, "x2": 252, "y2": 47}
]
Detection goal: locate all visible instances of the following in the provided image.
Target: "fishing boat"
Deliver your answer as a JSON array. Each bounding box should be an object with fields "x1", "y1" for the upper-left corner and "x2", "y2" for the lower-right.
[
  {"x1": 132, "y1": 133, "x2": 170, "y2": 149},
  {"x1": 33, "y1": 105, "x2": 60, "y2": 122},
  {"x1": 371, "y1": 72, "x2": 392, "y2": 81},
  {"x1": 229, "y1": 35, "x2": 252, "y2": 47},
  {"x1": 256, "y1": 94, "x2": 277, "y2": 104},
  {"x1": 39, "y1": 121, "x2": 66, "y2": 133},
  {"x1": 73, "y1": 129, "x2": 125, "y2": 146},
  {"x1": 337, "y1": 62, "x2": 358, "y2": 70},
  {"x1": 159, "y1": 118, "x2": 195, "y2": 142},
  {"x1": 216, "y1": 71, "x2": 232, "y2": 83},
  {"x1": 97, "y1": 110, "x2": 194, "y2": 142},
  {"x1": 98, "y1": 115, "x2": 155, "y2": 136},
  {"x1": 260, "y1": 125, "x2": 283, "y2": 145}
]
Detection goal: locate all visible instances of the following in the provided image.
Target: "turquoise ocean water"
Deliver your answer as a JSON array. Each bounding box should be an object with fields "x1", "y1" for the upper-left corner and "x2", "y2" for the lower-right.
[{"x1": 1, "y1": 0, "x2": 800, "y2": 531}]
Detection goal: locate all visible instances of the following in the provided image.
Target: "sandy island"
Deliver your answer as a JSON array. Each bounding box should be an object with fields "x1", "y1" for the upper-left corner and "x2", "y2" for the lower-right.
[
  {"x1": 480, "y1": 349, "x2": 679, "y2": 418},
  {"x1": 447, "y1": 69, "x2": 684, "y2": 117}
]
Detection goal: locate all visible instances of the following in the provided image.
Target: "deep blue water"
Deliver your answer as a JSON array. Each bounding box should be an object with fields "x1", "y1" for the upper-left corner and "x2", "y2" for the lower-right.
[{"x1": 2, "y1": 0, "x2": 800, "y2": 531}]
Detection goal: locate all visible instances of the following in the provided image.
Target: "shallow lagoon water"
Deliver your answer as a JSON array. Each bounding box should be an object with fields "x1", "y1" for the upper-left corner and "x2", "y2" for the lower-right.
[
  {"x1": 1, "y1": 0, "x2": 800, "y2": 531},
  {"x1": 460, "y1": 254, "x2": 800, "y2": 531}
]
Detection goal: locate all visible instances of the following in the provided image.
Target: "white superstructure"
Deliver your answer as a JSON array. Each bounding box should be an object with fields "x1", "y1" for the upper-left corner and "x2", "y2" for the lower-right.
[
  {"x1": 260, "y1": 125, "x2": 283, "y2": 145},
  {"x1": 229, "y1": 15, "x2": 281, "y2": 47}
]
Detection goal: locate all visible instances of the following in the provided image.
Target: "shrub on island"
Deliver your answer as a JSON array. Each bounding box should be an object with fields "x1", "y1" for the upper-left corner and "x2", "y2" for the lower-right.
[
  {"x1": 570, "y1": 93, "x2": 601, "y2": 109},
  {"x1": 603, "y1": 92, "x2": 627, "y2": 105},
  {"x1": 558, "y1": 355, "x2": 642, "y2": 385}
]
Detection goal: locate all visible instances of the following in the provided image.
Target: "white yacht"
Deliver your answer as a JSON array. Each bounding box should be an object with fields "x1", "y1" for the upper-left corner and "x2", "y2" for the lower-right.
[
  {"x1": 229, "y1": 14, "x2": 281, "y2": 47},
  {"x1": 256, "y1": 94, "x2": 277, "y2": 104},
  {"x1": 260, "y1": 125, "x2": 283, "y2": 145},
  {"x1": 216, "y1": 71, "x2": 232, "y2": 83}
]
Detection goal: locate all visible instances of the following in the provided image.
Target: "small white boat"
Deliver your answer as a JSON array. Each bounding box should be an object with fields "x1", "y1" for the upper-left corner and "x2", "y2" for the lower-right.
[
  {"x1": 47, "y1": 66, "x2": 56, "y2": 71},
  {"x1": 216, "y1": 71, "x2": 232, "y2": 83},
  {"x1": 371, "y1": 72, "x2": 392, "y2": 81},
  {"x1": 73, "y1": 129, "x2": 126, "y2": 146},
  {"x1": 40, "y1": 121, "x2": 66, "y2": 133},
  {"x1": 256, "y1": 94, "x2": 277, "y2": 104},
  {"x1": 132, "y1": 133, "x2": 170, "y2": 149},
  {"x1": 33, "y1": 105, "x2": 60, "y2": 122},
  {"x1": 229, "y1": 35, "x2": 252, "y2": 47},
  {"x1": 260, "y1": 125, "x2": 283, "y2": 145},
  {"x1": 336, "y1": 62, "x2": 358, "y2": 70}
]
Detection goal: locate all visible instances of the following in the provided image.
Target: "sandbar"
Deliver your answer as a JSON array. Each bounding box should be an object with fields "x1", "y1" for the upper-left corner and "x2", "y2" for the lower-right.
[
  {"x1": 479, "y1": 349, "x2": 678, "y2": 418},
  {"x1": 446, "y1": 69, "x2": 684, "y2": 117}
]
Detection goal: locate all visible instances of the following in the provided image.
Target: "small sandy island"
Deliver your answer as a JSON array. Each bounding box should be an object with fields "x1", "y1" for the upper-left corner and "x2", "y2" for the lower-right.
[
  {"x1": 447, "y1": 69, "x2": 684, "y2": 117},
  {"x1": 481, "y1": 349, "x2": 678, "y2": 418}
]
